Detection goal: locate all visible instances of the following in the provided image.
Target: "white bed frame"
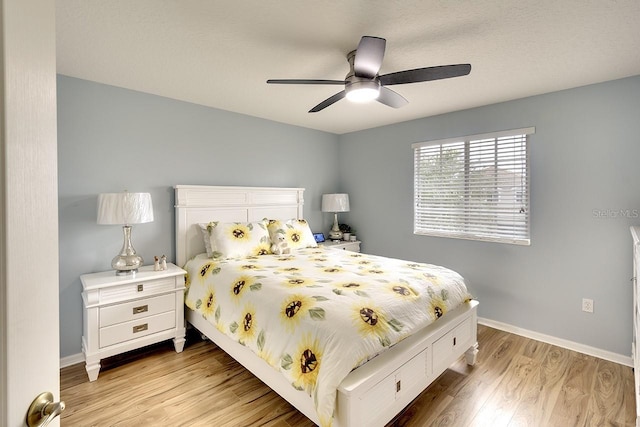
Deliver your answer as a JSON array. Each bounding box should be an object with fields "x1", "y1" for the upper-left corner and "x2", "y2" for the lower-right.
[{"x1": 175, "y1": 185, "x2": 479, "y2": 427}]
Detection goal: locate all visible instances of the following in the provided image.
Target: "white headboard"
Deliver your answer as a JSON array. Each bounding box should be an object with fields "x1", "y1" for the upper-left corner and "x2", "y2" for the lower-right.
[{"x1": 174, "y1": 185, "x2": 305, "y2": 266}]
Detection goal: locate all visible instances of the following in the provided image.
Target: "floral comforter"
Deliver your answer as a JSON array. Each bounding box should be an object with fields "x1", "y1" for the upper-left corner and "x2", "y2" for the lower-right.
[{"x1": 183, "y1": 247, "x2": 471, "y2": 426}]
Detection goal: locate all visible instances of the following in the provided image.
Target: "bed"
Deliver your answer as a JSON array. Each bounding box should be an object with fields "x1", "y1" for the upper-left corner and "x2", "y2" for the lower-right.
[{"x1": 175, "y1": 185, "x2": 478, "y2": 427}]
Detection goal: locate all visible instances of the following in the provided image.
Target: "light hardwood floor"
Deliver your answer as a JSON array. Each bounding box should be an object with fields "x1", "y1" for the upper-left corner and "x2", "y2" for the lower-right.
[{"x1": 60, "y1": 325, "x2": 636, "y2": 426}]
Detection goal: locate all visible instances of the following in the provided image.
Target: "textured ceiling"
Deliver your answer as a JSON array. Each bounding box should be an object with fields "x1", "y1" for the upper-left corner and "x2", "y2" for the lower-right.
[{"x1": 56, "y1": 0, "x2": 640, "y2": 134}]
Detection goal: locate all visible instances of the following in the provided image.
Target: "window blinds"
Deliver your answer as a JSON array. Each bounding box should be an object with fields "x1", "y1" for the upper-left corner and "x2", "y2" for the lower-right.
[{"x1": 413, "y1": 127, "x2": 533, "y2": 245}]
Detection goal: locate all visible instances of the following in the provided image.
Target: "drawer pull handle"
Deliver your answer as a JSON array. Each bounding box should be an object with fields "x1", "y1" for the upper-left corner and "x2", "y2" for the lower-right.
[
  {"x1": 137, "y1": 284, "x2": 144, "y2": 292},
  {"x1": 133, "y1": 324, "x2": 148, "y2": 333},
  {"x1": 453, "y1": 337, "x2": 457, "y2": 346},
  {"x1": 133, "y1": 305, "x2": 148, "y2": 315},
  {"x1": 396, "y1": 380, "x2": 401, "y2": 392}
]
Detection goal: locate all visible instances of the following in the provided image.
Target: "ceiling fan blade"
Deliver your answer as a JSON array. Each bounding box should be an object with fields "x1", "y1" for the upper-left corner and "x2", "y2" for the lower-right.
[
  {"x1": 379, "y1": 64, "x2": 471, "y2": 86},
  {"x1": 309, "y1": 90, "x2": 346, "y2": 113},
  {"x1": 267, "y1": 79, "x2": 345, "y2": 85},
  {"x1": 354, "y1": 36, "x2": 386, "y2": 78},
  {"x1": 377, "y1": 87, "x2": 408, "y2": 108}
]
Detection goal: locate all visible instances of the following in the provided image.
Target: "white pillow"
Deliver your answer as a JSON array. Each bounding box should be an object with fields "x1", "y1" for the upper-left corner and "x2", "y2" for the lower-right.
[
  {"x1": 205, "y1": 220, "x2": 271, "y2": 259},
  {"x1": 267, "y1": 218, "x2": 318, "y2": 250}
]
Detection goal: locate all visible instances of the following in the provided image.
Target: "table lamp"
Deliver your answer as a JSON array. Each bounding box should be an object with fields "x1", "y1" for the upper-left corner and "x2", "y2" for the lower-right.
[
  {"x1": 97, "y1": 192, "x2": 154, "y2": 276},
  {"x1": 322, "y1": 193, "x2": 350, "y2": 241}
]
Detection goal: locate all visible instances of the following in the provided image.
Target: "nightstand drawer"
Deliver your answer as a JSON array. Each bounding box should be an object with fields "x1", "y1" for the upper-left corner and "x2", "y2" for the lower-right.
[
  {"x1": 100, "y1": 310, "x2": 176, "y2": 348},
  {"x1": 100, "y1": 293, "x2": 175, "y2": 328},
  {"x1": 99, "y1": 277, "x2": 177, "y2": 304},
  {"x1": 320, "y1": 240, "x2": 361, "y2": 252}
]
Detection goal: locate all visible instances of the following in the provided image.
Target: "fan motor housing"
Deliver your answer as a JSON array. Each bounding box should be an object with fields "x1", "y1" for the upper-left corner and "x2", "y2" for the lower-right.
[{"x1": 345, "y1": 50, "x2": 381, "y2": 101}]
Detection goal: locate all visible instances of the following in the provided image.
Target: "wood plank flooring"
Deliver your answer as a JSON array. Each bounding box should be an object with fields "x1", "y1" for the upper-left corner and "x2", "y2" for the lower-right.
[{"x1": 60, "y1": 325, "x2": 636, "y2": 426}]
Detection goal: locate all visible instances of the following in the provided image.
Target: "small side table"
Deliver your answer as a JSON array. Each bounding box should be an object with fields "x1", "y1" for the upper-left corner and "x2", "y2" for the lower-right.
[{"x1": 81, "y1": 263, "x2": 187, "y2": 381}]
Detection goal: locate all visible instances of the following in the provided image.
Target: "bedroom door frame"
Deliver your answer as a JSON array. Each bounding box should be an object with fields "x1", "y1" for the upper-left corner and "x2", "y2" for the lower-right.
[{"x1": 0, "y1": 1, "x2": 60, "y2": 425}]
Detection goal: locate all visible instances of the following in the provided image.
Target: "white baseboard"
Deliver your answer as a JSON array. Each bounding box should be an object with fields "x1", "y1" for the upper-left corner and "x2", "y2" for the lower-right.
[
  {"x1": 60, "y1": 319, "x2": 633, "y2": 369},
  {"x1": 479, "y1": 317, "x2": 633, "y2": 367},
  {"x1": 60, "y1": 352, "x2": 84, "y2": 369}
]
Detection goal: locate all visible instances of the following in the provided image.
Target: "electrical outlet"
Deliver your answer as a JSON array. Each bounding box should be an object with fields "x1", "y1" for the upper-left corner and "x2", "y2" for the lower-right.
[{"x1": 582, "y1": 298, "x2": 594, "y2": 313}]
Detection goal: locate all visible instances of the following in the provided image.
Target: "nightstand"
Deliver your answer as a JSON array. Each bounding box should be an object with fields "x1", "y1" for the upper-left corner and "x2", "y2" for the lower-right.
[
  {"x1": 320, "y1": 240, "x2": 361, "y2": 252},
  {"x1": 81, "y1": 263, "x2": 187, "y2": 381}
]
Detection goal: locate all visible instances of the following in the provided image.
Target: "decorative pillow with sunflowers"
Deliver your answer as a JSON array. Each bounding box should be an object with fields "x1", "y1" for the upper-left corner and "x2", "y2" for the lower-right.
[
  {"x1": 205, "y1": 220, "x2": 272, "y2": 259},
  {"x1": 267, "y1": 218, "x2": 317, "y2": 250}
]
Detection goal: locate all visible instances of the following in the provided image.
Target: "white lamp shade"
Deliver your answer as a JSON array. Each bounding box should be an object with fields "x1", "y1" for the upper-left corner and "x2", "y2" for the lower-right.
[
  {"x1": 97, "y1": 192, "x2": 154, "y2": 225},
  {"x1": 322, "y1": 193, "x2": 350, "y2": 213}
]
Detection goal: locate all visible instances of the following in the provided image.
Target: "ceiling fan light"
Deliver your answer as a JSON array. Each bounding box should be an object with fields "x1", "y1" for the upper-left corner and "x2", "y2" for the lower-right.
[{"x1": 345, "y1": 80, "x2": 380, "y2": 102}]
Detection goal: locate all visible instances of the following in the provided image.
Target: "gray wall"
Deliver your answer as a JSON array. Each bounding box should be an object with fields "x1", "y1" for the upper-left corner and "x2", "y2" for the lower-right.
[
  {"x1": 57, "y1": 76, "x2": 340, "y2": 357},
  {"x1": 338, "y1": 75, "x2": 640, "y2": 356}
]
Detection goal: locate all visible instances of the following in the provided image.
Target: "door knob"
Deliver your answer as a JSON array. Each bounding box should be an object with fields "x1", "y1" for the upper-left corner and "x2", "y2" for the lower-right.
[{"x1": 26, "y1": 392, "x2": 65, "y2": 427}]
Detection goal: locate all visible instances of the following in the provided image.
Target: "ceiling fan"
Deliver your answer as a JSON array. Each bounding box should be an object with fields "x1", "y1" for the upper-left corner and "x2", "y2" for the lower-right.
[{"x1": 267, "y1": 36, "x2": 471, "y2": 113}]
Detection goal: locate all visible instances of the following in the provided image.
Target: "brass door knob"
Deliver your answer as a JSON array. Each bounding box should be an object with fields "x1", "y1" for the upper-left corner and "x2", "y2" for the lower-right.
[{"x1": 26, "y1": 392, "x2": 65, "y2": 427}]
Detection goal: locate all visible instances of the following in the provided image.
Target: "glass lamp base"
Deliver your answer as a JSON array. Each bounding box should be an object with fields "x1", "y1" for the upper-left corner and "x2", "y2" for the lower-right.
[
  {"x1": 329, "y1": 212, "x2": 343, "y2": 241},
  {"x1": 115, "y1": 269, "x2": 138, "y2": 276},
  {"x1": 328, "y1": 230, "x2": 343, "y2": 241},
  {"x1": 112, "y1": 254, "x2": 143, "y2": 276},
  {"x1": 112, "y1": 225, "x2": 144, "y2": 276}
]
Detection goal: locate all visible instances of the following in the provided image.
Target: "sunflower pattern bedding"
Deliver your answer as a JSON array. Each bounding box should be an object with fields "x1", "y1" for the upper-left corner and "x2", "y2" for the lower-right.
[{"x1": 183, "y1": 247, "x2": 472, "y2": 426}]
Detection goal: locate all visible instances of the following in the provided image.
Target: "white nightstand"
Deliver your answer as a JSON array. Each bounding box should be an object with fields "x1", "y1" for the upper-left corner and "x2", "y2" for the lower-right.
[
  {"x1": 81, "y1": 263, "x2": 187, "y2": 381},
  {"x1": 320, "y1": 240, "x2": 361, "y2": 252}
]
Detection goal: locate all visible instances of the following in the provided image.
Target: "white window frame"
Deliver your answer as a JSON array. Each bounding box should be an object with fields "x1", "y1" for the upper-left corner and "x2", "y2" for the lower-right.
[{"x1": 412, "y1": 127, "x2": 534, "y2": 245}]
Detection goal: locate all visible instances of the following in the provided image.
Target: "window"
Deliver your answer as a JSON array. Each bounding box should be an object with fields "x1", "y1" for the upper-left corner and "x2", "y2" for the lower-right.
[{"x1": 413, "y1": 127, "x2": 534, "y2": 245}]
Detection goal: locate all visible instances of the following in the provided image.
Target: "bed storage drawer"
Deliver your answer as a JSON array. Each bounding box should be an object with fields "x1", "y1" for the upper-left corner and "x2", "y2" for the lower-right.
[
  {"x1": 359, "y1": 348, "x2": 429, "y2": 426},
  {"x1": 99, "y1": 293, "x2": 175, "y2": 328},
  {"x1": 99, "y1": 310, "x2": 176, "y2": 348},
  {"x1": 432, "y1": 316, "x2": 473, "y2": 373}
]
